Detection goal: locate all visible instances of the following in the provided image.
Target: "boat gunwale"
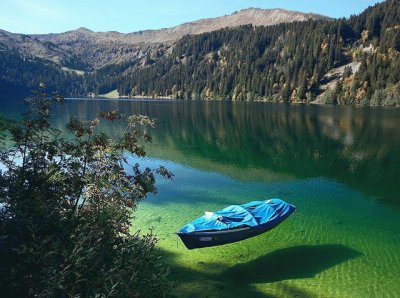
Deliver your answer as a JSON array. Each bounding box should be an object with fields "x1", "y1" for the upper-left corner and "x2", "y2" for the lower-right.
[{"x1": 176, "y1": 219, "x2": 280, "y2": 236}]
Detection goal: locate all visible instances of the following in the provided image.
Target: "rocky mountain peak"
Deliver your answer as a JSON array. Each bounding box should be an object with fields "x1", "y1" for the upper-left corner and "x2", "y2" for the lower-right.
[{"x1": 74, "y1": 27, "x2": 93, "y2": 34}]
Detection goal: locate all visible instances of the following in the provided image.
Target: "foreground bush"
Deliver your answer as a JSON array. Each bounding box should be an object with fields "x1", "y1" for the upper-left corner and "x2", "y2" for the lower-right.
[{"x1": 0, "y1": 86, "x2": 172, "y2": 297}]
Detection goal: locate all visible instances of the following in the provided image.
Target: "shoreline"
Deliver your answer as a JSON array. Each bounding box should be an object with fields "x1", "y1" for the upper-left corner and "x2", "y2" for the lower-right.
[{"x1": 65, "y1": 97, "x2": 399, "y2": 109}]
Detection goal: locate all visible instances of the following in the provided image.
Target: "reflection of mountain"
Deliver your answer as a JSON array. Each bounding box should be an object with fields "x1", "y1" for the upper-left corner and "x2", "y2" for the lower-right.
[{"x1": 52, "y1": 99, "x2": 400, "y2": 208}]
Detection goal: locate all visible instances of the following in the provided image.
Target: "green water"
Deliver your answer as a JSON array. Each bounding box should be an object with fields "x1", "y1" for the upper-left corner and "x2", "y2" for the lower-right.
[{"x1": 2, "y1": 98, "x2": 400, "y2": 297}]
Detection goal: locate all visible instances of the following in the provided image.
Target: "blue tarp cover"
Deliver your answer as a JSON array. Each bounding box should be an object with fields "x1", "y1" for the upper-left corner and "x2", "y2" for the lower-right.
[{"x1": 180, "y1": 198, "x2": 292, "y2": 234}]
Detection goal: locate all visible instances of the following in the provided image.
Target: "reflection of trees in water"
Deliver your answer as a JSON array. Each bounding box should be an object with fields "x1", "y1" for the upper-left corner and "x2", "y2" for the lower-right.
[{"x1": 54, "y1": 99, "x2": 400, "y2": 208}]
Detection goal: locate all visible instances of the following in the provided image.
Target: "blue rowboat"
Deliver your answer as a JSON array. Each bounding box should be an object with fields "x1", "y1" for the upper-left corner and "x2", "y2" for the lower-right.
[{"x1": 177, "y1": 198, "x2": 295, "y2": 249}]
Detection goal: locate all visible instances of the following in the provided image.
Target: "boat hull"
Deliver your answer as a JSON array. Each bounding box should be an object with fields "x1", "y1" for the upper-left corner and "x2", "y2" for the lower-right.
[{"x1": 177, "y1": 207, "x2": 294, "y2": 249}]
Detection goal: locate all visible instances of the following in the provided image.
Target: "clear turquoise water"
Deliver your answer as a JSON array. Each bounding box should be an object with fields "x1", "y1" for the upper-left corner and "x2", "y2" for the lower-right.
[{"x1": 2, "y1": 98, "x2": 400, "y2": 297}]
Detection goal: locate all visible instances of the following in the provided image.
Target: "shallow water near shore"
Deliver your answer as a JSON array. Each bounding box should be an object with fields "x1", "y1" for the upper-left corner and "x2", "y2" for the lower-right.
[
  {"x1": 2, "y1": 97, "x2": 400, "y2": 297},
  {"x1": 133, "y1": 157, "x2": 400, "y2": 297}
]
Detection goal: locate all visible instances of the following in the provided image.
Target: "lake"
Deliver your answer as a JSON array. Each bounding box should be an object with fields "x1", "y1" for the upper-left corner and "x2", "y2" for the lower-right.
[{"x1": 1, "y1": 98, "x2": 400, "y2": 297}]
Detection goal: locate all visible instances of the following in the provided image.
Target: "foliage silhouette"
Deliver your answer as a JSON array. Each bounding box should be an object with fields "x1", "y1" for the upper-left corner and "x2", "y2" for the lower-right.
[{"x1": 0, "y1": 86, "x2": 173, "y2": 297}]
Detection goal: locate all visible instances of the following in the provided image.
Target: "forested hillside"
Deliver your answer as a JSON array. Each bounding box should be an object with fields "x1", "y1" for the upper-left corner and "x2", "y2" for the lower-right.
[
  {"x1": 0, "y1": 0, "x2": 399, "y2": 106},
  {"x1": 118, "y1": 0, "x2": 400, "y2": 106},
  {"x1": 0, "y1": 44, "x2": 85, "y2": 95}
]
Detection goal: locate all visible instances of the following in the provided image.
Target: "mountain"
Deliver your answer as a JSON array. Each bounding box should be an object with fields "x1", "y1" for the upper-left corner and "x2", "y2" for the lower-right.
[
  {"x1": 125, "y1": 7, "x2": 328, "y2": 43},
  {"x1": 1, "y1": 8, "x2": 329, "y2": 71},
  {"x1": 0, "y1": 29, "x2": 82, "y2": 67},
  {"x1": 115, "y1": 0, "x2": 399, "y2": 106},
  {"x1": 0, "y1": 1, "x2": 399, "y2": 106},
  {"x1": 34, "y1": 8, "x2": 329, "y2": 44},
  {"x1": 31, "y1": 28, "x2": 167, "y2": 71}
]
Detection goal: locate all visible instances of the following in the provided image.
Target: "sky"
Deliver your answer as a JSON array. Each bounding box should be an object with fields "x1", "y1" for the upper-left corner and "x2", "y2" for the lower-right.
[{"x1": 0, "y1": 0, "x2": 385, "y2": 34}]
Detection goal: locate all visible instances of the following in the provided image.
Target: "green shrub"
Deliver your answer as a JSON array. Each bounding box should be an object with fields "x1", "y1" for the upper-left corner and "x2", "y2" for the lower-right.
[
  {"x1": 0, "y1": 86, "x2": 173, "y2": 297},
  {"x1": 319, "y1": 88, "x2": 337, "y2": 105},
  {"x1": 370, "y1": 83, "x2": 400, "y2": 107}
]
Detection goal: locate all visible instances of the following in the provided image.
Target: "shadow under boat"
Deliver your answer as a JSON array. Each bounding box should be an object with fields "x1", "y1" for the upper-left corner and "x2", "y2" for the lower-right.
[{"x1": 221, "y1": 244, "x2": 362, "y2": 284}]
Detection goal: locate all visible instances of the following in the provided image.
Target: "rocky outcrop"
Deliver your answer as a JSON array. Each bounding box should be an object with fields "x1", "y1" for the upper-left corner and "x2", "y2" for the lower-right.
[{"x1": 0, "y1": 29, "x2": 75, "y2": 64}]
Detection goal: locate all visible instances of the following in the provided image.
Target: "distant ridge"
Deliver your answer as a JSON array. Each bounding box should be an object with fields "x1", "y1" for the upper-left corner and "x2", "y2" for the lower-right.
[
  {"x1": 34, "y1": 8, "x2": 330, "y2": 44},
  {"x1": 119, "y1": 8, "x2": 330, "y2": 44},
  {"x1": 0, "y1": 8, "x2": 330, "y2": 70},
  {"x1": 12, "y1": 8, "x2": 329, "y2": 69}
]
